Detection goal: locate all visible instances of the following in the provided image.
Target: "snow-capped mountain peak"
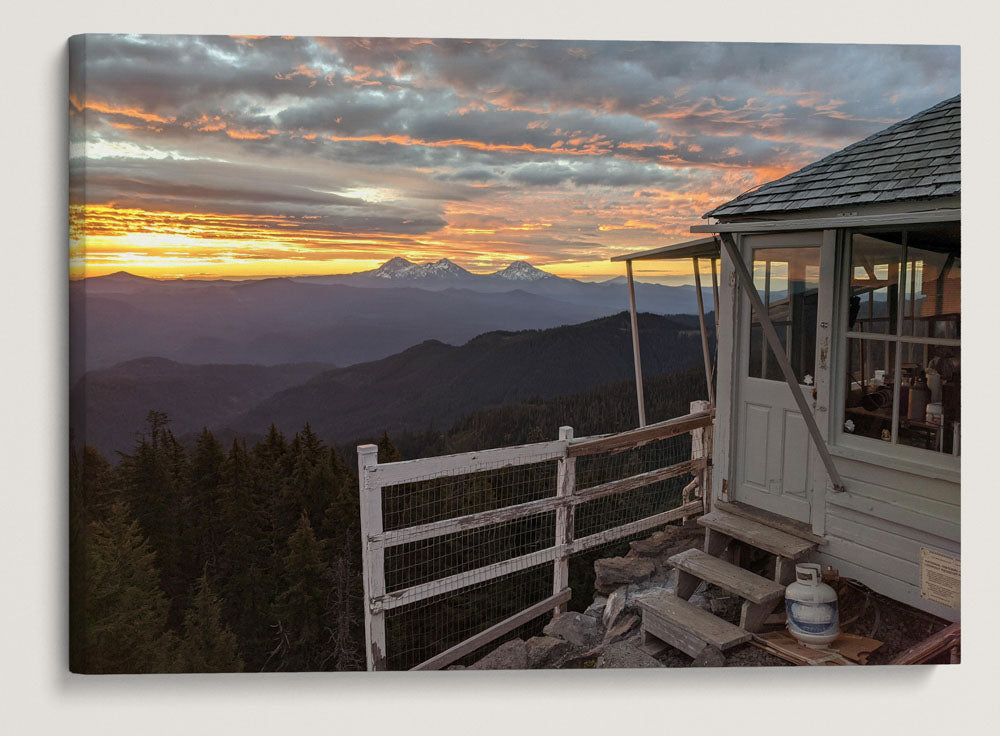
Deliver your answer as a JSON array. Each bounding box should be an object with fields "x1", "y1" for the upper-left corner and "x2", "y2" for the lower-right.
[
  {"x1": 372, "y1": 256, "x2": 418, "y2": 278},
  {"x1": 371, "y1": 257, "x2": 473, "y2": 280},
  {"x1": 493, "y1": 261, "x2": 553, "y2": 282}
]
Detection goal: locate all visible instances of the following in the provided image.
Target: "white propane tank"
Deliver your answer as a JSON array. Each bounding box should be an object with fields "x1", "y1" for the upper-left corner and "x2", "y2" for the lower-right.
[{"x1": 785, "y1": 563, "x2": 840, "y2": 648}]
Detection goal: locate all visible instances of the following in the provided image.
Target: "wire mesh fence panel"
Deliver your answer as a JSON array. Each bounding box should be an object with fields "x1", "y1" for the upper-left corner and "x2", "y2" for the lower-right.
[
  {"x1": 384, "y1": 563, "x2": 554, "y2": 671},
  {"x1": 573, "y1": 432, "x2": 692, "y2": 538},
  {"x1": 381, "y1": 455, "x2": 559, "y2": 531},
  {"x1": 574, "y1": 432, "x2": 692, "y2": 492},
  {"x1": 384, "y1": 511, "x2": 557, "y2": 592},
  {"x1": 361, "y1": 412, "x2": 711, "y2": 670}
]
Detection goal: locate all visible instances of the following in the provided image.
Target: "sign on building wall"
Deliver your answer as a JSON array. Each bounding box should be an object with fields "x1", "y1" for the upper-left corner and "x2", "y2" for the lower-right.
[{"x1": 920, "y1": 547, "x2": 961, "y2": 610}]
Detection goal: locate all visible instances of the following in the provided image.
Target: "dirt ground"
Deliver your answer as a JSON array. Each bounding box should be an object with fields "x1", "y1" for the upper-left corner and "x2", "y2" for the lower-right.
[{"x1": 630, "y1": 524, "x2": 956, "y2": 667}]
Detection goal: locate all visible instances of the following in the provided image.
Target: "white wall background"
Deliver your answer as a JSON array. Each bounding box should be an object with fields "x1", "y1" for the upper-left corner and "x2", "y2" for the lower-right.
[{"x1": 1, "y1": 2, "x2": 996, "y2": 734}]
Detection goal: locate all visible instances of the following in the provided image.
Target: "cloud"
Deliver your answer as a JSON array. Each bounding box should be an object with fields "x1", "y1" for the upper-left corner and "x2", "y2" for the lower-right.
[{"x1": 69, "y1": 35, "x2": 960, "y2": 278}]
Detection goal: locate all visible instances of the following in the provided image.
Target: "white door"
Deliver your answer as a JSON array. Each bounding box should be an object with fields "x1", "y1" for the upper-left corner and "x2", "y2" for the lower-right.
[{"x1": 733, "y1": 232, "x2": 823, "y2": 523}]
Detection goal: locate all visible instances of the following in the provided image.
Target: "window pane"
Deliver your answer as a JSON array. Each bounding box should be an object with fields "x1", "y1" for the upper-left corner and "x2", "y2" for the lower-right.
[
  {"x1": 897, "y1": 342, "x2": 961, "y2": 455},
  {"x1": 849, "y1": 232, "x2": 902, "y2": 335},
  {"x1": 748, "y1": 247, "x2": 819, "y2": 384},
  {"x1": 902, "y1": 223, "x2": 961, "y2": 339},
  {"x1": 843, "y1": 337, "x2": 897, "y2": 442}
]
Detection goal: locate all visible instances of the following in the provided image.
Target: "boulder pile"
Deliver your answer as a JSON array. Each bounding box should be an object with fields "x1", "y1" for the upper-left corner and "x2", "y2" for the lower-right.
[{"x1": 461, "y1": 520, "x2": 741, "y2": 670}]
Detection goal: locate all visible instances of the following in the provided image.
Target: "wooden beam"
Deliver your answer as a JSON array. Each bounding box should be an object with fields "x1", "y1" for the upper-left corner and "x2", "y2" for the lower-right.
[
  {"x1": 374, "y1": 439, "x2": 566, "y2": 487},
  {"x1": 890, "y1": 622, "x2": 961, "y2": 665},
  {"x1": 711, "y1": 255, "x2": 720, "y2": 334},
  {"x1": 693, "y1": 256, "x2": 716, "y2": 406},
  {"x1": 375, "y1": 493, "x2": 566, "y2": 549},
  {"x1": 691, "y1": 208, "x2": 959, "y2": 234},
  {"x1": 567, "y1": 410, "x2": 712, "y2": 457},
  {"x1": 410, "y1": 588, "x2": 572, "y2": 671},
  {"x1": 574, "y1": 458, "x2": 705, "y2": 502},
  {"x1": 626, "y1": 260, "x2": 647, "y2": 427},
  {"x1": 718, "y1": 232, "x2": 846, "y2": 493}
]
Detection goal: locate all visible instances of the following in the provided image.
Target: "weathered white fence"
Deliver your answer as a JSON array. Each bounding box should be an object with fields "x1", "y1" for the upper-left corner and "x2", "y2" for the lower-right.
[{"x1": 357, "y1": 404, "x2": 713, "y2": 671}]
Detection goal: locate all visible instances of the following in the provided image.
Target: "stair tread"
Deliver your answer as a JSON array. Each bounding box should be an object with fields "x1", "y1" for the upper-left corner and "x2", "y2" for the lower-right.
[
  {"x1": 699, "y1": 510, "x2": 816, "y2": 559},
  {"x1": 670, "y1": 548, "x2": 786, "y2": 605},
  {"x1": 639, "y1": 592, "x2": 751, "y2": 652}
]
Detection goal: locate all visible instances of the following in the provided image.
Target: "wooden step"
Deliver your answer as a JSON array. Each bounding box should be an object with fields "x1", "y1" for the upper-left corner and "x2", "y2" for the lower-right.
[
  {"x1": 714, "y1": 500, "x2": 825, "y2": 545},
  {"x1": 639, "y1": 592, "x2": 751, "y2": 657},
  {"x1": 669, "y1": 548, "x2": 786, "y2": 606},
  {"x1": 698, "y1": 510, "x2": 816, "y2": 559}
]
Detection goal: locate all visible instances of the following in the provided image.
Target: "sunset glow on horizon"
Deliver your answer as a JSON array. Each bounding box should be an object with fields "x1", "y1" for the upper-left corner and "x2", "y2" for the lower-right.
[{"x1": 69, "y1": 36, "x2": 959, "y2": 284}]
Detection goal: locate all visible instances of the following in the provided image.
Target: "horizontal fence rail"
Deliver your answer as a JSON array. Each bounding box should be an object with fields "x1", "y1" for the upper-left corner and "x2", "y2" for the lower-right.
[{"x1": 358, "y1": 404, "x2": 713, "y2": 671}]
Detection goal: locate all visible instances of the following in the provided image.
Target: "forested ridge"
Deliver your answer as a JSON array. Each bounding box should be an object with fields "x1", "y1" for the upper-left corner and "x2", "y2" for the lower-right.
[{"x1": 69, "y1": 365, "x2": 707, "y2": 672}]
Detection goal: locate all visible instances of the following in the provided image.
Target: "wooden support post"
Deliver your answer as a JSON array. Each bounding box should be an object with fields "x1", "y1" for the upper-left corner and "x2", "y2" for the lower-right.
[
  {"x1": 625, "y1": 260, "x2": 647, "y2": 427},
  {"x1": 740, "y1": 600, "x2": 780, "y2": 633},
  {"x1": 553, "y1": 426, "x2": 575, "y2": 617},
  {"x1": 693, "y1": 257, "x2": 716, "y2": 407},
  {"x1": 357, "y1": 444, "x2": 386, "y2": 671},
  {"x1": 689, "y1": 399, "x2": 711, "y2": 521},
  {"x1": 711, "y1": 255, "x2": 720, "y2": 335},
  {"x1": 775, "y1": 557, "x2": 796, "y2": 586},
  {"x1": 675, "y1": 569, "x2": 701, "y2": 600}
]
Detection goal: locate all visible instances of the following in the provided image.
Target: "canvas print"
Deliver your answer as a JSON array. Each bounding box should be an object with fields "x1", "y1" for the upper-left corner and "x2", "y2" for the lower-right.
[{"x1": 69, "y1": 35, "x2": 961, "y2": 673}]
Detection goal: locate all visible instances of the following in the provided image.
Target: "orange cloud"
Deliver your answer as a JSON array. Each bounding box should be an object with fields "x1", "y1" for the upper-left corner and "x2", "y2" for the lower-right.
[{"x1": 71, "y1": 95, "x2": 175, "y2": 124}]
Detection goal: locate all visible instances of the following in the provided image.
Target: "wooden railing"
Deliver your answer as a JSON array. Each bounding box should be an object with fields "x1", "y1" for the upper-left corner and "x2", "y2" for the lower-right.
[{"x1": 357, "y1": 402, "x2": 713, "y2": 671}]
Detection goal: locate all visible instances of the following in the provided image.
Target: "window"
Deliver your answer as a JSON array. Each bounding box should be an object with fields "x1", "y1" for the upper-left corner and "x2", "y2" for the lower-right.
[
  {"x1": 748, "y1": 247, "x2": 820, "y2": 384},
  {"x1": 841, "y1": 224, "x2": 960, "y2": 457}
]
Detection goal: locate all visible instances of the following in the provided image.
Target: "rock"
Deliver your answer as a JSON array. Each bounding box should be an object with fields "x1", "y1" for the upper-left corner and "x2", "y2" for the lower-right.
[
  {"x1": 543, "y1": 612, "x2": 601, "y2": 648},
  {"x1": 584, "y1": 595, "x2": 608, "y2": 619},
  {"x1": 594, "y1": 557, "x2": 656, "y2": 594},
  {"x1": 691, "y1": 645, "x2": 726, "y2": 667},
  {"x1": 603, "y1": 587, "x2": 628, "y2": 629},
  {"x1": 468, "y1": 638, "x2": 528, "y2": 670},
  {"x1": 525, "y1": 636, "x2": 571, "y2": 668},
  {"x1": 597, "y1": 640, "x2": 665, "y2": 668},
  {"x1": 628, "y1": 529, "x2": 677, "y2": 558},
  {"x1": 603, "y1": 614, "x2": 639, "y2": 644}
]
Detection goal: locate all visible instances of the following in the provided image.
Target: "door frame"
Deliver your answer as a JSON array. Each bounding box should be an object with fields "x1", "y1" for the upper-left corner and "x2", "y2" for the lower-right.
[{"x1": 719, "y1": 230, "x2": 834, "y2": 532}]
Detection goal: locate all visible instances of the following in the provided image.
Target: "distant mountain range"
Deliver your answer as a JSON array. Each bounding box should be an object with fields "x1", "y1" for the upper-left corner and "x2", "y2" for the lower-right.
[
  {"x1": 73, "y1": 312, "x2": 713, "y2": 457},
  {"x1": 70, "y1": 259, "x2": 712, "y2": 378},
  {"x1": 294, "y1": 256, "x2": 556, "y2": 288}
]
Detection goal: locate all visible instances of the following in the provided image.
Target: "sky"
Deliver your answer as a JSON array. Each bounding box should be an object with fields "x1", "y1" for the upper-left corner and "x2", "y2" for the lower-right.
[{"x1": 68, "y1": 35, "x2": 959, "y2": 283}]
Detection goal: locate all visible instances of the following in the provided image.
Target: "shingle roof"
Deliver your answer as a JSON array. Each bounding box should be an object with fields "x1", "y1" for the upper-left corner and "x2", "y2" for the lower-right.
[{"x1": 704, "y1": 95, "x2": 960, "y2": 219}]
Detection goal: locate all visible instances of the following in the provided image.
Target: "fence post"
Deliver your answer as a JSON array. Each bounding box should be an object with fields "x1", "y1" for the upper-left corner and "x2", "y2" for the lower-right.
[
  {"x1": 553, "y1": 426, "x2": 575, "y2": 616},
  {"x1": 357, "y1": 443, "x2": 386, "y2": 671},
  {"x1": 689, "y1": 400, "x2": 711, "y2": 518}
]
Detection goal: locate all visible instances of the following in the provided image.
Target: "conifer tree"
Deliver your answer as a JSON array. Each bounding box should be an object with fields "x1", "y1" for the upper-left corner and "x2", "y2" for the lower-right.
[
  {"x1": 183, "y1": 428, "x2": 225, "y2": 575},
  {"x1": 270, "y1": 514, "x2": 331, "y2": 670},
  {"x1": 323, "y1": 536, "x2": 363, "y2": 671},
  {"x1": 116, "y1": 411, "x2": 188, "y2": 616},
  {"x1": 175, "y1": 574, "x2": 244, "y2": 672},
  {"x1": 215, "y1": 438, "x2": 272, "y2": 667},
  {"x1": 77, "y1": 502, "x2": 175, "y2": 673},
  {"x1": 377, "y1": 430, "x2": 403, "y2": 463}
]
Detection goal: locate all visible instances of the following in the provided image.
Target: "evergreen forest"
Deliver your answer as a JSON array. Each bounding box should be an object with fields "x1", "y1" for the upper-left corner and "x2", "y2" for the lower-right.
[{"x1": 69, "y1": 365, "x2": 706, "y2": 672}]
